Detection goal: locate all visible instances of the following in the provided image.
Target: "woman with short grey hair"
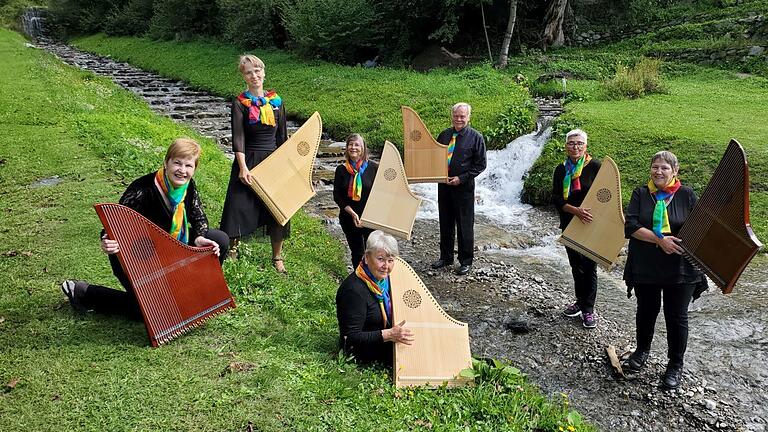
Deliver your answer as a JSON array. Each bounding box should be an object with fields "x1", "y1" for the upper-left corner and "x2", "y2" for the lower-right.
[{"x1": 335, "y1": 230, "x2": 413, "y2": 365}]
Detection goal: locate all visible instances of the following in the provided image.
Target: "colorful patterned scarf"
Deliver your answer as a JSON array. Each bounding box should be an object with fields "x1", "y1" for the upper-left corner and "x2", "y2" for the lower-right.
[
  {"x1": 237, "y1": 90, "x2": 282, "y2": 126},
  {"x1": 155, "y1": 167, "x2": 190, "y2": 244},
  {"x1": 562, "y1": 154, "x2": 592, "y2": 199},
  {"x1": 344, "y1": 158, "x2": 368, "y2": 201},
  {"x1": 355, "y1": 261, "x2": 392, "y2": 327},
  {"x1": 648, "y1": 177, "x2": 681, "y2": 238},
  {"x1": 447, "y1": 131, "x2": 459, "y2": 167}
]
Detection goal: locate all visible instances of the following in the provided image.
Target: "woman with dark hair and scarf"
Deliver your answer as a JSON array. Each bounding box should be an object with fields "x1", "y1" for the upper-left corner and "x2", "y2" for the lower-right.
[
  {"x1": 335, "y1": 230, "x2": 413, "y2": 365},
  {"x1": 333, "y1": 133, "x2": 378, "y2": 268},
  {"x1": 622, "y1": 150, "x2": 707, "y2": 390},
  {"x1": 552, "y1": 129, "x2": 602, "y2": 329}
]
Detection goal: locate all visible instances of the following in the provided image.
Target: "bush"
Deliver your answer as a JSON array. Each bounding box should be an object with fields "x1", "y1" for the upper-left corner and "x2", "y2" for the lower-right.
[
  {"x1": 280, "y1": 0, "x2": 380, "y2": 64},
  {"x1": 602, "y1": 57, "x2": 665, "y2": 99},
  {"x1": 48, "y1": 0, "x2": 118, "y2": 37},
  {"x1": 216, "y1": 0, "x2": 281, "y2": 49},
  {"x1": 148, "y1": 0, "x2": 219, "y2": 40},
  {"x1": 104, "y1": 0, "x2": 153, "y2": 36}
]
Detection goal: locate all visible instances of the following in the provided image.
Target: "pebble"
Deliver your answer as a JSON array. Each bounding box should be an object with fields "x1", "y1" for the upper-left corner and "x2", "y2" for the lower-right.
[{"x1": 704, "y1": 399, "x2": 717, "y2": 410}]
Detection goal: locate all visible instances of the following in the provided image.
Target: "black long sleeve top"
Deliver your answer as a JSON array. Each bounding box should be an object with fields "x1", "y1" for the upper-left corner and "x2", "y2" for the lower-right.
[
  {"x1": 332, "y1": 161, "x2": 378, "y2": 221},
  {"x1": 623, "y1": 185, "x2": 705, "y2": 286},
  {"x1": 231, "y1": 95, "x2": 287, "y2": 153},
  {"x1": 335, "y1": 272, "x2": 392, "y2": 365},
  {"x1": 551, "y1": 159, "x2": 602, "y2": 229},
  {"x1": 436, "y1": 126, "x2": 487, "y2": 186}
]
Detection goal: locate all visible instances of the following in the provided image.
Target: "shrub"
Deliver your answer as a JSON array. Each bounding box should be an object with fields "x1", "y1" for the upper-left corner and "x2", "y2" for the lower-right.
[
  {"x1": 217, "y1": 0, "x2": 281, "y2": 49},
  {"x1": 484, "y1": 98, "x2": 538, "y2": 149},
  {"x1": 280, "y1": 0, "x2": 380, "y2": 64},
  {"x1": 104, "y1": 0, "x2": 153, "y2": 36},
  {"x1": 602, "y1": 57, "x2": 666, "y2": 99},
  {"x1": 47, "y1": 0, "x2": 118, "y2": 37},
  {"x1": 148, "y1": 0, "x2": 219, "y2": 40}
]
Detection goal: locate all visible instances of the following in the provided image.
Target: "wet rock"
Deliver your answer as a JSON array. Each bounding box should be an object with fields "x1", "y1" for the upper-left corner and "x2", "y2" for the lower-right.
[{"x1": 503, "y1": 312, "x2": 532, "y2": 334}]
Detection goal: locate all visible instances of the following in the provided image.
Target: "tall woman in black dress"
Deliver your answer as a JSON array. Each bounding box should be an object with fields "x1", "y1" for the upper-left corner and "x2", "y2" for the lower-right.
[
  {"x1": 220, "y1": 55, "x2": 289, "y2": 272},
  {"x1": 622, "y1": 151, "x2": 706, "y2": 390},
  {"x1": 551, "y1": 129, "x2": 601, "y2": 329},
  {"x1": 333, "y1": 134, "x2": 378, "y2": 268}
]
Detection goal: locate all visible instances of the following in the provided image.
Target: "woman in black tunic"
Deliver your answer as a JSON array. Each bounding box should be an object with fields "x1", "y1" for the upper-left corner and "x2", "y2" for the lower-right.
[
  {"x1": 61, "y1": 138, "x2": 229, "y2": 319},
  {"x1": 220, "y1": 54, "x2": 289, "y2": 272},
  {"x1": 333, "y1": 134, "x2": 378, "y2": 268},
  {"x1": 622, "y1": 150, "x2": 706, "y2": 390},
  {"x1": 336, "y1": 230, "x2": 413, "y2": 365},
  {"x1": 551, "y1": 129, "x2": 602, "y2": 329}
]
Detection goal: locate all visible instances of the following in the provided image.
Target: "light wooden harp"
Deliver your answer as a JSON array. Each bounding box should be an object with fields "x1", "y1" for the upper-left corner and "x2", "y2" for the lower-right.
[
  {"x1": 360, "y1": 141, "x2": 422, "y2": 240},
  {"x1": 558, "y1": 157, "x2": 626, "y2": 269},
  {"x1": 248, "y1": 112, "x2": 322, "y2": 226},
  {"x1": 389, "y1": 257, "x2": 472, "y2": 388},
  {"x1": 402, "y1": 106, "x2": 448, "y2": 183},
  {"x1": 94, "y1": 203, "x2": 235, "y2": 347},
  {"x1": 678, "y1": 139, "x2": 762, "y2": 294}
]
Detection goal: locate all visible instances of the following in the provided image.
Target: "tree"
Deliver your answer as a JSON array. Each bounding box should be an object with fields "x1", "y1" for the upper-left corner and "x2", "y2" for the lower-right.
[
  {"x1": 543, "y1": 0, "x2": 568, "y2": 49},
  {"x1": 497, "y1": 0, "x2": 518, "y2": 68}
]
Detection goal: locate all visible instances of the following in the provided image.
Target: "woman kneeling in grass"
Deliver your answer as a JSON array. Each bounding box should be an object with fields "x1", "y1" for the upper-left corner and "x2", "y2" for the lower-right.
[
  {"x1": 61, "y1": 138, "x2": 229, "y2": 319},
  {"x1": 336, "y1": 230, "x2": 414, "y2": 365}
]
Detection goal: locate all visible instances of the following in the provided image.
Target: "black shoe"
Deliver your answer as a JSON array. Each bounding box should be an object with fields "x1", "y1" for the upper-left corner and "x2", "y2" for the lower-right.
[
  {"x1": 61, "y1": 280, "x2": 88, "y2": 313},
  {"x1": 661, "y1": 362, "x2": 683, "y2": 390},
  {"x1": 455, "y1": 264, "x2": 472, "y2": 276},
  {"x1": 431, "y1": 259, "x2": 453, "y2": 269},
  {"x1": 623, "y1": 350, "x2": 649, "y2": 373}
]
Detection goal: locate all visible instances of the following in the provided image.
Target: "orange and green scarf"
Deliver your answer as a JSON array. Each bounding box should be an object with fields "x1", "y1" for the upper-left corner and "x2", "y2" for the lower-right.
[
  {"x1": 344, "y1": 158, "x2": 369, "y2": 201},
  {"x1": 155, "y1": 168, "x2": 189, "y2": 243},
  {"x1": 237, "y1": 90, "x2": 282, "y2": 126},
  {"x1": 447, "y1": 131, "x2": 459, "y2": 167},
  {"x1": 355, "y1": 261, "x2": 392, "y2": 327},
  {"x1": 562, "y1": 154, "x2": 592, "y2": 199},
  {"x1": 648, "y1": 177, "x2": 681, "y2": 239}
]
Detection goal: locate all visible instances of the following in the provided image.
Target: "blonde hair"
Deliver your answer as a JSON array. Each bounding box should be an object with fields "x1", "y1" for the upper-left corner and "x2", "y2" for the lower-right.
[
  {"x1": 345, "y1": 133, "x2": 368, "y2": 162},
  {"x1": 238, "y1": 54, "x2": 265, "y2": 74},
  {"x1": 165, "y1": 138, "x2": 202, "y2": 167}
]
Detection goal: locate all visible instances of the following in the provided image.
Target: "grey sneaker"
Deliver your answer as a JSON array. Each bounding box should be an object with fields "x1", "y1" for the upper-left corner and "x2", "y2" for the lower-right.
[
  {"x1": 582, "y1": 312, "x2": 597, "y2": 329},
  {"x1": 562, "y1": 303, "x2": 581, "y2": 317}
]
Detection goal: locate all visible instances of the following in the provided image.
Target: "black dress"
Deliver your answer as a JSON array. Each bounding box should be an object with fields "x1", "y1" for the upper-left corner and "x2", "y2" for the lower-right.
[
  {"x1": 333, "y1": 161, "x2": 378, "y2": 267},
  {"x1": 336, "y1": 272, "x2": 392, "y2": 365},
  {"x1": 220, "y1": 96, "x2": 290, "y2": 239}
]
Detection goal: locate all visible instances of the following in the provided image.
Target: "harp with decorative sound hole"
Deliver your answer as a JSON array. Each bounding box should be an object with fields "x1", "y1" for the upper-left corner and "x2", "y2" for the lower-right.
[
  {"x1": 94, "y1": 203, "x2": 235, "y2": 347},
  {"x1": 360, "y1": 141, "x2": 422, "y2": 240},
  {"x1": 677, "y1": 139, "x2": 762, "y2": 294},
  {"x1": 402, "y1": 106, "x2": 448, "y2": 183},
  {"x1": 248, "y1": 111, "x2": 322, "y2": 226},
  {"x1": 389, "y1": 257, "x2": 473, "y2": 388},
  {"x1": 558, "y1": 157, "x2": 626, "y2": 269}
]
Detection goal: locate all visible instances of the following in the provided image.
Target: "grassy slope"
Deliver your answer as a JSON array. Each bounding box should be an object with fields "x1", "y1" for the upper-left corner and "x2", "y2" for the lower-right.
[
  {"x1": 71, "y1": 34, "x2": 536, "y2": 150},
  {"x1": 0, "y1": 29, "x2": 592, "y2": 431},
  {"x1": 519, "y1": 61, "x2": 768, "y2": 242}
]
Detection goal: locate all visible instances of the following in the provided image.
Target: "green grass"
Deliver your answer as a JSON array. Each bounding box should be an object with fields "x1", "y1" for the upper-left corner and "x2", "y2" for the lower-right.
[
  {"x1": 522, "y1": 64, "x2": 768, "y2": 242},
  {"x1": 71, "y1": 34, "x2": 537, "y2": 150},
  {"x1": 0, "y1": 28, "x2": 593, "y2": 431}
]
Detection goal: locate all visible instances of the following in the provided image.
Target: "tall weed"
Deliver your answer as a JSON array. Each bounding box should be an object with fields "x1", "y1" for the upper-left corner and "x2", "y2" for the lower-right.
[{"x1": 602, "y1": 57, "x2": 666, "y2": 99}]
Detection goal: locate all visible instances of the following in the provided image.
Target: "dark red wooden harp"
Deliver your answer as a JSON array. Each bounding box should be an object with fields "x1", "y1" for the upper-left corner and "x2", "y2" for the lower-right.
[
  {"x1": 94, "y1": 203, "x2": 236, "y2": 346},
  {"x1": 677, "y1": 140, "x2": 762, "y2": 294}
]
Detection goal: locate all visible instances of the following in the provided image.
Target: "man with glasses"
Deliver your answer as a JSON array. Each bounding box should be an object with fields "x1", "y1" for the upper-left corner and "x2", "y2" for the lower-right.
[
  {"x1": 552, "y1": 129, "x2": 602, "y2": 329},
  {"x1": 430, "y1": 102, "x2": 487, "y2": 276}
]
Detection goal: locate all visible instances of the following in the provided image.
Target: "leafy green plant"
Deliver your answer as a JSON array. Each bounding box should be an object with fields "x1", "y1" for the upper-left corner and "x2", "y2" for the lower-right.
[{"x1": 602, "y1": 57, "x2": 666, "y2": 99}]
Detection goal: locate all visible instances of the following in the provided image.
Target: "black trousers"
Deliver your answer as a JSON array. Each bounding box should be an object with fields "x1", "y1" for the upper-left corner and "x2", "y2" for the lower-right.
[
  {"x1": 437, "y1": 183, "x2": 475, "y2": 265},
  {"x1": 81, "y1": 229, "x2": 230, "y2": 320},
  {"x1": 634, "y1": 282, "x2": 696, "y2": 366},
  {"x1": 339, "y1": 216, "x2": 373, "y2": 268},
  {"x1": 564, "y1": 246, "x2": 598, "y2": 313}
]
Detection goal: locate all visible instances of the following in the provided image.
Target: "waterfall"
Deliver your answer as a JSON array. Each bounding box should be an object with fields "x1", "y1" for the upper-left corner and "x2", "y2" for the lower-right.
[
  {"x1": 412, "y1": 120, "x2": 553, "y2": 226},
  {"x1": 21, "y1": 7, "x2": 47, "y2": 40}
]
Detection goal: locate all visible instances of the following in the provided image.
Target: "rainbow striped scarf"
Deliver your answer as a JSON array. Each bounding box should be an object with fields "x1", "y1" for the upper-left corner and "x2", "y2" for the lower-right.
[
  {"x1": 355, "y1": 261, "x2": 392, "y2": 327},
  {"x1": 648, "y1": 177, "x2": 681, "y2": 239},
  {"x1": 344, "y1": 158, "x2": 368, "y2": 201},
  {"x1": 447, "y1": 131, "x2": 459, "y2": 167},
  {"x1": 237, "y1": 90, "x2": 282, "y2": 126},
  {"x1": 562, "y1": 154, "x2": 592, "y2": 199},
  {"x1": 155, "y1": 168, "x2": 190, "y2": 244}
]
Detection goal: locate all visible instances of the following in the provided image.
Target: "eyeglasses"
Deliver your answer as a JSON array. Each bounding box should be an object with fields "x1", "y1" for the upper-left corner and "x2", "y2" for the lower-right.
[{"x1": 566, "y1": 141, "x2": 586, "y2": 148}]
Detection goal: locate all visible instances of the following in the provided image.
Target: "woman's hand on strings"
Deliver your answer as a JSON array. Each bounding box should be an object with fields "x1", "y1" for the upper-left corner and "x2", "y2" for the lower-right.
[
  {"x1": 383, "y1": 321, "x2": 414, "y2": 345},
  {"x1": 194, "y1": 236, "x2": 220, "y2": 256},
  {"x1": 100, "y1": 234, "x2": 120, "y2": 255},
  {"x1": 658, "y1": 235, "x2": 684, "y2": 255}
]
